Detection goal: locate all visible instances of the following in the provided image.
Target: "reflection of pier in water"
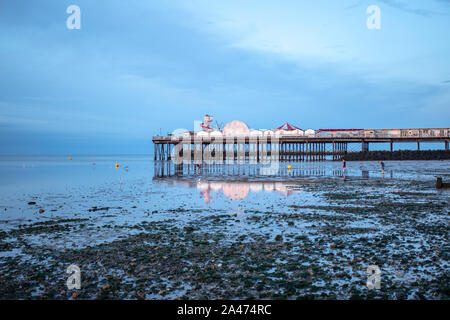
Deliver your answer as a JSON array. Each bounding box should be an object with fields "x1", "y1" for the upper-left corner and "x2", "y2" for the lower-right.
[
  {"x1": 153, "y1": 166, "x2": 392, "y2": 202},
  {"x1": 153, "y1": 161, "x2": 390, "y2": 179},
  {"x1": 155, "y1": 161, "x2": 329, "y2": 178},
  {"x1": 153, "y1": 176, "x2": 305, "y2": 202}
]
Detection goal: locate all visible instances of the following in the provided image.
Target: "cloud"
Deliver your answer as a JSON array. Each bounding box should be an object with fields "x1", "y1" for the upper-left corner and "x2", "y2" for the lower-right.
[
  {"x1": 416, "y1": 87, "x2": 450, "y2": 124},
  {"x1": 344, "y1": 1, "x2": 364, "y2": 10},
  {"x1": 0, "y1": 0, "x2": 449, "y2": 153},
  {"x1": 376, "y1": 0, "x2": 444, "y2": 16}
]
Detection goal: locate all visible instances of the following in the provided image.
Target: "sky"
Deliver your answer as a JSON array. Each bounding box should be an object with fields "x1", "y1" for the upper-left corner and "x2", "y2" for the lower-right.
[{"x1": 0, "y1": 0, "x2": 449, "y2": 154}]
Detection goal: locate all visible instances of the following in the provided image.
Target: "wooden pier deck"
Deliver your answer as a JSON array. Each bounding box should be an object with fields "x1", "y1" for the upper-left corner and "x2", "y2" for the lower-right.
[{"x1": 152, "y1": 130, "x2": 450, "y2": 162}]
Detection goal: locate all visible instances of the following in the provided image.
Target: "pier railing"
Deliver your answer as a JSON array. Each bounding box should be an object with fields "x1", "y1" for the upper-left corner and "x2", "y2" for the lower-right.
[
  {"x1": 153, "y1": 128, "x2": 450, "y2": 141},
  {"x1": 152, "y1": 128, "x2": 450, "y2": 162}
]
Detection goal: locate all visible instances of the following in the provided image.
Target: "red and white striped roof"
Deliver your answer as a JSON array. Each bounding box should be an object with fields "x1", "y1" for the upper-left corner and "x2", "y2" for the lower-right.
[{"x1": 275, "y1": 122, "x2": 302, "y2": 131}]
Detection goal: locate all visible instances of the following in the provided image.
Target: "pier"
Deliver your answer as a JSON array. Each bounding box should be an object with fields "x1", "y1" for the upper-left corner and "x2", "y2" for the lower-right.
[{"x1": 153, "y1": 128, "x2": 450, "y2": 162}]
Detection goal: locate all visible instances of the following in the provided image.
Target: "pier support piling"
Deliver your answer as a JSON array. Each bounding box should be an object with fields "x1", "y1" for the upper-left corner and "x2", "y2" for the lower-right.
[{"x1": 362, "y1": 141, "x2": 369, "y2": 152}]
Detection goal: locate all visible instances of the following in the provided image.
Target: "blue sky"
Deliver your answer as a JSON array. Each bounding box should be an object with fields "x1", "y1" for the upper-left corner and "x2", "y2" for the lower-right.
[{"x1": 0, "y1": 0, "x2": 449, "y2": 154}]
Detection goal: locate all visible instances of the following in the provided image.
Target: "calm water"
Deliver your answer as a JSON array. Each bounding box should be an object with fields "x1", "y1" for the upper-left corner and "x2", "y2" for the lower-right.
[
  {"x1": 0, "y1": 155, "x2": 448, "y2": 196},
  {"x1": 0, "y1": 154, "x2": 448, "y2": 230}
]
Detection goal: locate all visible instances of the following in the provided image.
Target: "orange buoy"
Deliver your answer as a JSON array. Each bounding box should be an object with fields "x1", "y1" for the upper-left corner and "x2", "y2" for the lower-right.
[
  {"x1": 115, "y1": 163, "x2": 119, "y2": 168},
  {"x1": 68, "y1": 157, "x2": 72, "y2": 160}
]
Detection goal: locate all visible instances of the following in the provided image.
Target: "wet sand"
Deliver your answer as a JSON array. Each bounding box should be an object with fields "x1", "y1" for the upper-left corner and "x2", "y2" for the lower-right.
[{"x1": 0, "y1": 156, "x2": 449, "y2": 299}]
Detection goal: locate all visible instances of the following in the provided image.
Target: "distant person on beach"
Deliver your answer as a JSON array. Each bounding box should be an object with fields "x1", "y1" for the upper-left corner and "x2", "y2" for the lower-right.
[
  {"x1": 342, "y1": 159, "x2": 347, "y2": 180},
  {"x1": 378, "y1": 160, "x2": 385, "y2": 178},
  {"x1": 378, "y1": 161, "x2": 385, "y2": 174}
]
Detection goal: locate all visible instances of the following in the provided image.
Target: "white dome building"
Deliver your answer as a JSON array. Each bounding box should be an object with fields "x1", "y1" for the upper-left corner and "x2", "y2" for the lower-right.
[
  {"x1": 210, "y1": 130, "x2": 223, "y2": 137},
  {"x1": 223, "y1": 120, "x2": 250, "y2": 137},
  {"x1": 250, "y1": 129, "x2": 263, "y2": 136},
  {"x1": 196, "y1": 131, "x2": 209, "y2": 138},
  {"x1": 172, "y1": 128, "x2": 189, "y2": 137}
]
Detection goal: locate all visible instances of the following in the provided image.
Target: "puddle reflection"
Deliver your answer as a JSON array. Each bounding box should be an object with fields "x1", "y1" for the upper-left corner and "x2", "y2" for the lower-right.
[
  {"x1": 153, "y1": 161, "x2": 398, "y2": 202},
  {"x1": 156, "y1": 179, "x2": 303, "y2": 202},
  {"x1": 153, "y1": 161, "x2": 392, "y2": 180}
]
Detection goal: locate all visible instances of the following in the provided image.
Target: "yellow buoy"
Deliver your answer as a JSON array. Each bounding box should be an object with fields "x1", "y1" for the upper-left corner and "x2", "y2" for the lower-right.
[
  {"x1": 287, "y1": 165, "x2": 291, "y2": 169},
  {"x1": 115, "y1": 163, "x2": 119, "y2": 168}
]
